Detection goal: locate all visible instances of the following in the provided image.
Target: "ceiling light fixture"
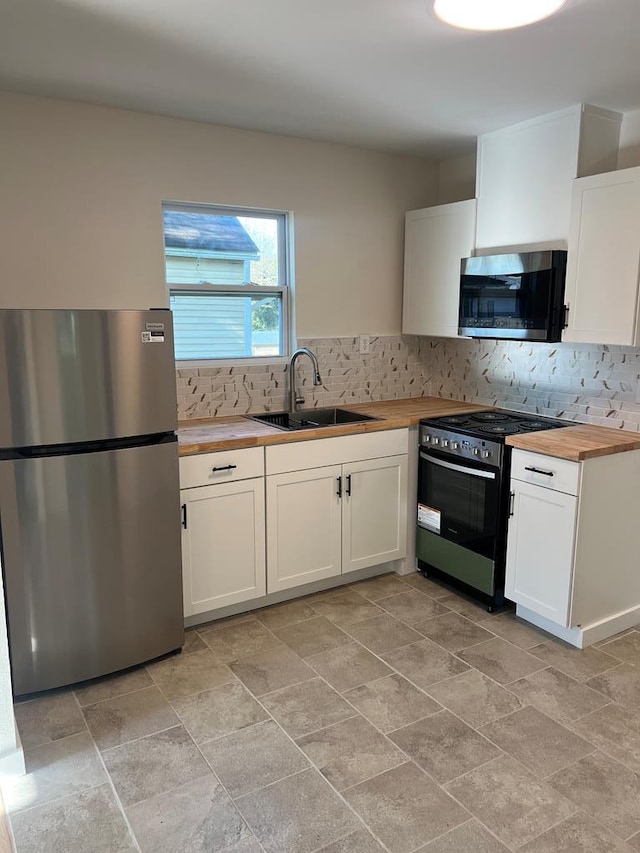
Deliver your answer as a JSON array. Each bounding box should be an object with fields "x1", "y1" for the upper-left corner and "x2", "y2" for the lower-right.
[{"x1": 433, "y1": 0, "x2": 569, "y2": 31}]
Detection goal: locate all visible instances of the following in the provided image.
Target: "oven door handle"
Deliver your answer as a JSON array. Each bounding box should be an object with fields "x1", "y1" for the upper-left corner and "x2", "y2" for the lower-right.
[{"x1": 420, "y1": 452, "x2": 497, "y2": 480}]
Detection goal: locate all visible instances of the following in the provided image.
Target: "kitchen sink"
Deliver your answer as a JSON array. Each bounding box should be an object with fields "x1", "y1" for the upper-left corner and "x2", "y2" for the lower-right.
[{"x1": 247, "y1": 407, "x2": 380, "y2": 431}]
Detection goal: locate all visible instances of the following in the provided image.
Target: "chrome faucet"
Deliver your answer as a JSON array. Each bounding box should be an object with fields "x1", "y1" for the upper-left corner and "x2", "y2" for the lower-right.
[{"x1": 288, "y1": 347, "x2": 322, "y2": 411}]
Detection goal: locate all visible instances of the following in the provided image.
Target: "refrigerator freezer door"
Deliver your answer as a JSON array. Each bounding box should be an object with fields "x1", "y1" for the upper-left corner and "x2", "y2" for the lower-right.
[
  {"x1": 0, "y1": 309, "x2": 177, "y2": 448},
  {"x1": 0, "y1": 439, "x2": 183, "y2": 695}
]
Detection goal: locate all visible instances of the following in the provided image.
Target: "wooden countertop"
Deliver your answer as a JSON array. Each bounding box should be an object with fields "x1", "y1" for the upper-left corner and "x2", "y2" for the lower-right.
[
  {"x1": 177, "y1": 396, "x2": 490, "y2": 455},
  {"x1": 506, "y1": 424, "x2": 640, "y2": 461},
  {"x1": 178, "y1": 396, "x2": 640, "y2": 460}
]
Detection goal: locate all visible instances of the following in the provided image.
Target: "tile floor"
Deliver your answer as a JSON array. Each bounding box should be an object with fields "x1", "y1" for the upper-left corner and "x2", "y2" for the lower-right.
[{"x1": 4, "y1": 572, "x2": 640, "y2": 853}]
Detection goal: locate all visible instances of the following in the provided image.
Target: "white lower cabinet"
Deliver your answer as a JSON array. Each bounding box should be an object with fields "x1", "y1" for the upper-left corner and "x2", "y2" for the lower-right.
[
  {"x1": 266, "y1": 431, "x2": 409, "y2": 594},
  {"x1": 505, "y1": 446, "x2": 640, "y2": 647},
  {"x1": 179, "y1": 430, "x2": 410, "y2": 612},
  {"x1": 180, "y1": 449, "x2": 266, "y2": 617},
  {"x1": 505, "y1": 479, "x2": 577, "y2": 625},
  {"x1": 342, "y1": 456, "x2": 408, "y2": 574},
  {"x1": 266, "y1": 465, "x2": 343, "y2": 592}
]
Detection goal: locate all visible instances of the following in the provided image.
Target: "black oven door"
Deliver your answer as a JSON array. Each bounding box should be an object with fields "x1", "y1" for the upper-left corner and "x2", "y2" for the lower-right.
[{"x1": 418, "y1": 449, "x2": 501, "y2": 561}]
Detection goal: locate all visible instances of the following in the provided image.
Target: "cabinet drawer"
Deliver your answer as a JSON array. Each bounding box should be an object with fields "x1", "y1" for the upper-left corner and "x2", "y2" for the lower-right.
[
  {"x1": 511, "y1": 449, "x2": 581, "y2": 496},
  {"x1": 266, "y1": 429, "x2": 409, "y2": 475},
  {"x1": 180, "y1": 447, "x2": 264, "y2": 489}
]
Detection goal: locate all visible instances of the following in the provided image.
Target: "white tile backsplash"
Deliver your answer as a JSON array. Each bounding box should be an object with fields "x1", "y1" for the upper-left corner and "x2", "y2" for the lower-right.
[
  {"x1": 176, "y1": 334, "x2": 640, "y2": 433},
  {"x1": 427, "y1": 337, "x2": 640, "y2": 431},
  {"x1": 176, "y1": 336, "x2": 431, "y2": 419}
]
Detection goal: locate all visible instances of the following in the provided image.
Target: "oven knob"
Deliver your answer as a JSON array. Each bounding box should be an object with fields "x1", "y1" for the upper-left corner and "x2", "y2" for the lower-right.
[
  {"x1": 482, "y1": 450, "x2": 491, "y2": 459},
  {"x1": 423, "y1": 435, "x2": 431, "y2": 444},
  {"x1": 441, "y1": 439, "x2": 449, "y2": 448},
  {"x1": 472, "y1": 447, "x2": 480, "y2": 456},
  {"x1": 450, "y1": 441, "x2": 460, "y2": 450},
  {"x1": 432, "y1": 437, "x2": 439, "y2": 446}
]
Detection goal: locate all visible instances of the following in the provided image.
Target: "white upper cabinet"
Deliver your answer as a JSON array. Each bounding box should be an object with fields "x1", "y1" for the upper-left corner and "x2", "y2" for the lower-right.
[
  {"x1": 563, "y1": 166, "x2": 640, "y2": 346},
  {"x1": 402, "y1": 199, "x2": 476, "y2": 338},
  {"x1": 475, "y1": 105, "x2": 621, "y2": 253}
]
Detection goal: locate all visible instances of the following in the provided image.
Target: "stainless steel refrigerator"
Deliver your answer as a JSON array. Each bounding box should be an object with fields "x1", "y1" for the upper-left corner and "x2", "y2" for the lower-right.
[{"x1": 0, "y1": 309, "x2": 183, "y2": 696}]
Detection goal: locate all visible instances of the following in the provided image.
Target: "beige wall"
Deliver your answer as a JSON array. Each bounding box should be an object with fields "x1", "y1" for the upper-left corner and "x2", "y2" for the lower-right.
[
  {"x1": 0, "y1": 92, "x2": 437, "y2": 337},
  {"x1": 436, "y1": 152, "x2": 477, "y2": 204}
]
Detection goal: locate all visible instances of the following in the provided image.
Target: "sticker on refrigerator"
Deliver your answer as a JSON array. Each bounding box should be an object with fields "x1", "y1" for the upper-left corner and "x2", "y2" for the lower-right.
[
  {"x1": 418, "y1": 503, "x2": 441, "y2": 533},
  {"x1": 145, "y1": 322, "x2": 165, "y2": 342},
  {"x1": 141, "y1": 332, "x2": 152, "y2": 343}
]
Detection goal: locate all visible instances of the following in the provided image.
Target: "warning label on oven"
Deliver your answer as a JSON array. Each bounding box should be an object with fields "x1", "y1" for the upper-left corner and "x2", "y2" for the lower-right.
[{"x1": 418, "y1": 503, "x2": 441, "y2": 534}]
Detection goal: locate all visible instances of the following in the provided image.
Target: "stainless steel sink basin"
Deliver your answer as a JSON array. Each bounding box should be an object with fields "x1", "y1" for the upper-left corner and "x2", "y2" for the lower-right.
[{"x1": 247, "y1": 408, "x2": 380, "y2": 431}]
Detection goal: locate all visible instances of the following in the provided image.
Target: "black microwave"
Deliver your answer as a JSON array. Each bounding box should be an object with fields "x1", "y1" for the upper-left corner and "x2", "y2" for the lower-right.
[{"x1": 458, "y1": 250, "x2": 567, "y2": 342}]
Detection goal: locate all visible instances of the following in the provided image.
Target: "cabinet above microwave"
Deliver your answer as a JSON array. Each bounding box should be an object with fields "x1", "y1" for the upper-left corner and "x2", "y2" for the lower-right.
[{"x1": 475, "y1": 105, "x2": 621, "y2": 253}]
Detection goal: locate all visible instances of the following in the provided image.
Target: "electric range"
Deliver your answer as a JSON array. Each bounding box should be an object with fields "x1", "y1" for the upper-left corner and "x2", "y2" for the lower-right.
[{"x1": 416, "y1": 409, "x2": 571, "y2": 610}]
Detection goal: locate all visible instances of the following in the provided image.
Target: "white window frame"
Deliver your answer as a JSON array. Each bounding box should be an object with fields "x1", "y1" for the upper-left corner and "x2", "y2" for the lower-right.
[{"x1": 163, "y1": 201, "x2": 295, "y2": 366}]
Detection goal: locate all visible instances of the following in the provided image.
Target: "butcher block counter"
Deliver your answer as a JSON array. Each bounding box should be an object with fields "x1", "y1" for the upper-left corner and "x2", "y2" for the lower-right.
[
  {"x1": 178, "y1": 396, "x2": 640, "y2": 459},
  {"x1": 506, "y1": 423, "x2": 640, "y2": 461},
  {"x1": 177, "y1": 396, "x2": 489, "y2": 455}
]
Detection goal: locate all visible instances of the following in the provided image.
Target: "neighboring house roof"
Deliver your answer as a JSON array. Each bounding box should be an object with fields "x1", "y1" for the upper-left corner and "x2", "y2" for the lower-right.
[{"x1": 163, "y1": 211, "x2": 260, "y2": 256}]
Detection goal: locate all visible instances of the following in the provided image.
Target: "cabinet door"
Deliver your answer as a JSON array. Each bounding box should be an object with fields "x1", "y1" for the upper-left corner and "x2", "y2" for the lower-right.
[
  {"x1": 505, "y1": 480, "x2": 577, "y2": 626},
  {"x1": 266, "y1": 465, "x2": 342, "y2": 593},
  {"x1": 564, "y1": 167, "x2": 640, "y2": 345},
  {"x1": 402, "y1": 200, "x2": 476, "y2": 338},
  {"x1": 342, "y1": 455, "x2": 408, "y2": 574},
  {"x1": 181, "y1": 477, "x2": 266, "y2": 617},
  {"x1": 476, "y1": 108, "x2": 582, "y2": 251}
]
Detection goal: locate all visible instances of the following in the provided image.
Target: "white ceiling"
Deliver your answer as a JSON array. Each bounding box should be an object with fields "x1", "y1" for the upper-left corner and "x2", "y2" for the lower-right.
[{"x1": 1, "y1": 0, "x2": 640, "y2": 158}]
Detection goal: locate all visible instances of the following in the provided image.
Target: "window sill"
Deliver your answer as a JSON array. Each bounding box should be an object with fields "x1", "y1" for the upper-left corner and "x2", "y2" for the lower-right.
[{"x1": 175, "y1": 356, "x2": 289, "y2": 369}]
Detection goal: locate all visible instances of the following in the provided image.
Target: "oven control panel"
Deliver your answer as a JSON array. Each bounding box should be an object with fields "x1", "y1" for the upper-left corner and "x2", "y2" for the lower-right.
[{"x1": 419, "y1": 426, "x2": 503, "y2": 467}]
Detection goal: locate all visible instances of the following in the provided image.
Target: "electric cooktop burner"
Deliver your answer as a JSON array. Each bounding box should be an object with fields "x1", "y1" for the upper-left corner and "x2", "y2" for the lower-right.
[
  {"x1": 470, "y1": 412, "x2": 511, "y2": 422},
  {"x1": 421, "y1": 408, "x2": 570, "y2": 440},
  {"x1": 478, "y1": 424, "x2": 514, "y2": 435},
  {"x1": 438, "y1": 415, "x2": 474, "y2": 426},
  {"x1": 518, "y1": 420, "x2": 553, "y2": 430}
]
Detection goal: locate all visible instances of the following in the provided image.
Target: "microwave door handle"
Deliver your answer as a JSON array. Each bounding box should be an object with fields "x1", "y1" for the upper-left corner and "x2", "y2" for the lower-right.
[{"x1": 420, "y1": 452, "x2": 497, "y2": 480}]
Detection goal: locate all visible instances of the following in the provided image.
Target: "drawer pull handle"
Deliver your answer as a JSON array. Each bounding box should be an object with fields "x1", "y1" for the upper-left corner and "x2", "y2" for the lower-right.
[
  {"x1": 181, "y1": 503, "x2": 188, "y2": 529},
  {"x1": 346, "y1": 474, "x2": 352, "y2": 497},
  {"x1": 211, "y1": 464, "x2": 238, "y2": 473},
  {"x1": 336, "y1": 476, "x2": 342, "y2": 498},
  {"x1": 508, "y1": 492, "x2": 515, "y2": 517},
  {"x1": 524, "y1": 466, "x2": 554, "y2": 477}
]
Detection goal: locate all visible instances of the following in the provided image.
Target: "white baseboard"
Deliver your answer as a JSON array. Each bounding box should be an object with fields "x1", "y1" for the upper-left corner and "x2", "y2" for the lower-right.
[
  {"x1": 516, "y1": 603, "x2": 640, "y2": 649},
  {"x1": 0, "y1": 724, "x2": 24, "y2": 778}
]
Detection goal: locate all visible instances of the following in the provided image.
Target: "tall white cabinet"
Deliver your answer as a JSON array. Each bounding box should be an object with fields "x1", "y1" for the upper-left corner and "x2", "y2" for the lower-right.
[
  {"x1": 563, "y1": 165, "x2": 640, "y2": 346},
  {"x1": 402, "y1": 200, "x2": 476, "y2": 338}
]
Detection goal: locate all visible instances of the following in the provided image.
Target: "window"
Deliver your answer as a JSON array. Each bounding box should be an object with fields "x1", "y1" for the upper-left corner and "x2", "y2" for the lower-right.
[{"x1": 163, "y1": 203, "x2": 291, "y2": 361}]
